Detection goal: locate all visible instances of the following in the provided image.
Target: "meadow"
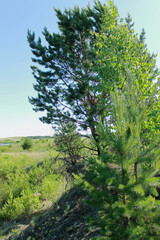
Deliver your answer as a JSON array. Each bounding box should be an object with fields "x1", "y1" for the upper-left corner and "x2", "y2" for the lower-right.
[{"x1": 0, "y1": 137, "x2": 67, "y2": 239}]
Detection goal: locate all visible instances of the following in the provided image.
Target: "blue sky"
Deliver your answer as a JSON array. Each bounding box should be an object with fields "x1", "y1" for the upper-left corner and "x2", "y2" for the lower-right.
[{"x1": 0, "y1": 0, "x2": 160, "y2": 138}]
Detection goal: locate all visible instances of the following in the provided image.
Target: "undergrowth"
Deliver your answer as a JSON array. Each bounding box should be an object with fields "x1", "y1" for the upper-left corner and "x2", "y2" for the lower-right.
[{"x1": 0, "y1": 153, "x2": 64, "y2": 220}]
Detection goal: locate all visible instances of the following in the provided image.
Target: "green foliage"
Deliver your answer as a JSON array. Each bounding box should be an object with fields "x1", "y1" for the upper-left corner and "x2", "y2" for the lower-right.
[
  {"x1": 21, "y1": 137, "x2": 33, "y2": 150},
  {"x1": 91, "y1": 1, "x2": 160, "y2": 145},
  {"x1": 92, "y1": 1, "x2": 159, "y2": 108},
  {"x1": 37, "y1": 174, "x2": 61, "y2": 201},
  {"x1": 27, "y1": 1, "x2": 159, "y2": 158},
  {"x1": 54, "y1": 121, "x2": 86, "y2": 182},
  {"x1": 1, "y1": 189, "x2": 40, "y2": 219},
  {"x1": 76, "y1": 72, "x2": 160, "y2": 239},
  {"x1": 27, "y1": 1, "x2": 105, "y2": 133},
  {"x1": 0, "y1": 152, "x2": 63, "y2": 220}
]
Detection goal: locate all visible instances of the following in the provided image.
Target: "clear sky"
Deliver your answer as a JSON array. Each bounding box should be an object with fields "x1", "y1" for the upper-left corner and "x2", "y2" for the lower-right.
[{"x1": 0, "y1": 0, "x2": 160, "y2": 138}]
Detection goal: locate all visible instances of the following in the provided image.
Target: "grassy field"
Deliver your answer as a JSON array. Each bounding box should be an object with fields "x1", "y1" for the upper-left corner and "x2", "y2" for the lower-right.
[{"x1": 0, "y1": 136, "x2": 68, "y2": 239}]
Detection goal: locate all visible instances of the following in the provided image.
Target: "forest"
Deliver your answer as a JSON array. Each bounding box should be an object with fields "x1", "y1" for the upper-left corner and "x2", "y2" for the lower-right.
[{"x1": 1, "y1": 1, "x2": 160, "y2": 239}]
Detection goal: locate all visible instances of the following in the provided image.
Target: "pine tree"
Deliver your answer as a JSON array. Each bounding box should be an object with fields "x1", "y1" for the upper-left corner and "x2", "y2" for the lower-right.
[
  {"x1": 27, "y1": 1, "x2": 106, "y2": 153},
  {"x1": 21, "y1": 137, "x2": 32, "y2": 150},
  {"x1": 76, "y1": 71, "x2": 160, "y2": 239},
  {"x1": 27, "y1": 1, "x2": 159, "y2": 156}
]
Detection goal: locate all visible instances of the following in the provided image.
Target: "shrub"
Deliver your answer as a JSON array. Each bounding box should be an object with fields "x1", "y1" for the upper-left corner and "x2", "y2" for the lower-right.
[
  {"x1": 0, "y1": 189, "x2": 40, "y2": 219},
  {"x1": 37, "y1": 174, "x2": 62, "y2": 201},
  {"x1": 21, "y1": 138, "x2": 32, "y2": 150},
  {"x1": 54, "y1": 122, "x2": 85, "y2": 182},
  {"x1": 0, "y1": 152, "x2": 65, "y2": 220}
]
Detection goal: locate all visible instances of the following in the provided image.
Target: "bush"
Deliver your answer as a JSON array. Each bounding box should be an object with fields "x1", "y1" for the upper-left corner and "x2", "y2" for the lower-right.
[
  {"x1": 54, "y1": 122, "x2": 85, "y2": 182},
  {"x1": 37, "y1": 174, "x2": 62, "y2": 201},
  {"x1": 0, "y1": 189, "x2": 40, "y2": 219},
  {"x1": 21, "y1": 138, "x2": 32, "y2": 150},
  {"x1": 0, "y1": 154, "x2": 64, "y2": 220}
]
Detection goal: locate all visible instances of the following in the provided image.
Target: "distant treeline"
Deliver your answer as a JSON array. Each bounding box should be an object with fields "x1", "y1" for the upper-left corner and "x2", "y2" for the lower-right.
[{"x1": 28, "y1": 136, "x2": 53, "y2": 140}]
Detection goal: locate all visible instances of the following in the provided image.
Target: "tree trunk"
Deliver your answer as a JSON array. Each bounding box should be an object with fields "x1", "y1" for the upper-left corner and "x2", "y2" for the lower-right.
[{"x1": 90, "y1": 124, "x2": 100, "y2": 156}]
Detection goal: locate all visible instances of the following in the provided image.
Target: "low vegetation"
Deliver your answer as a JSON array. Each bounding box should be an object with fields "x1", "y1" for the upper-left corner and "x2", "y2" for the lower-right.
[
  {"x1": 0, "y1": 133, "x2": 93, "y2": 239},
  {"x1": 0, "y1": 137, "x2": 68, "y2": 239}
]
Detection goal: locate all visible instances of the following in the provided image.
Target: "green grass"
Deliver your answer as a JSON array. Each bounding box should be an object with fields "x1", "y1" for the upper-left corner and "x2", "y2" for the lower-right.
[
  {"x1": 0, "y1": 135, "x2": 91, "y2": 239},
  {"x1": 0, "y1": 137, "x2": 55, "y2": 153},
  {"x1": 0, "y1": 137, "x2": 21, "y2": 144},
  {"x1": 0, "y1": 137, "x2": 66, "y2": 223}
]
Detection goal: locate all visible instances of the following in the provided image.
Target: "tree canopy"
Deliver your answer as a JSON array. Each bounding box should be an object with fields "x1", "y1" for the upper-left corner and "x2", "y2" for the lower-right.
[
  {"x1": 28, "y1": 1, "x2": 105, "y2": 135},
  {"x1": 27, "y1": 0, "x2": 159, "y2": 148}
]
